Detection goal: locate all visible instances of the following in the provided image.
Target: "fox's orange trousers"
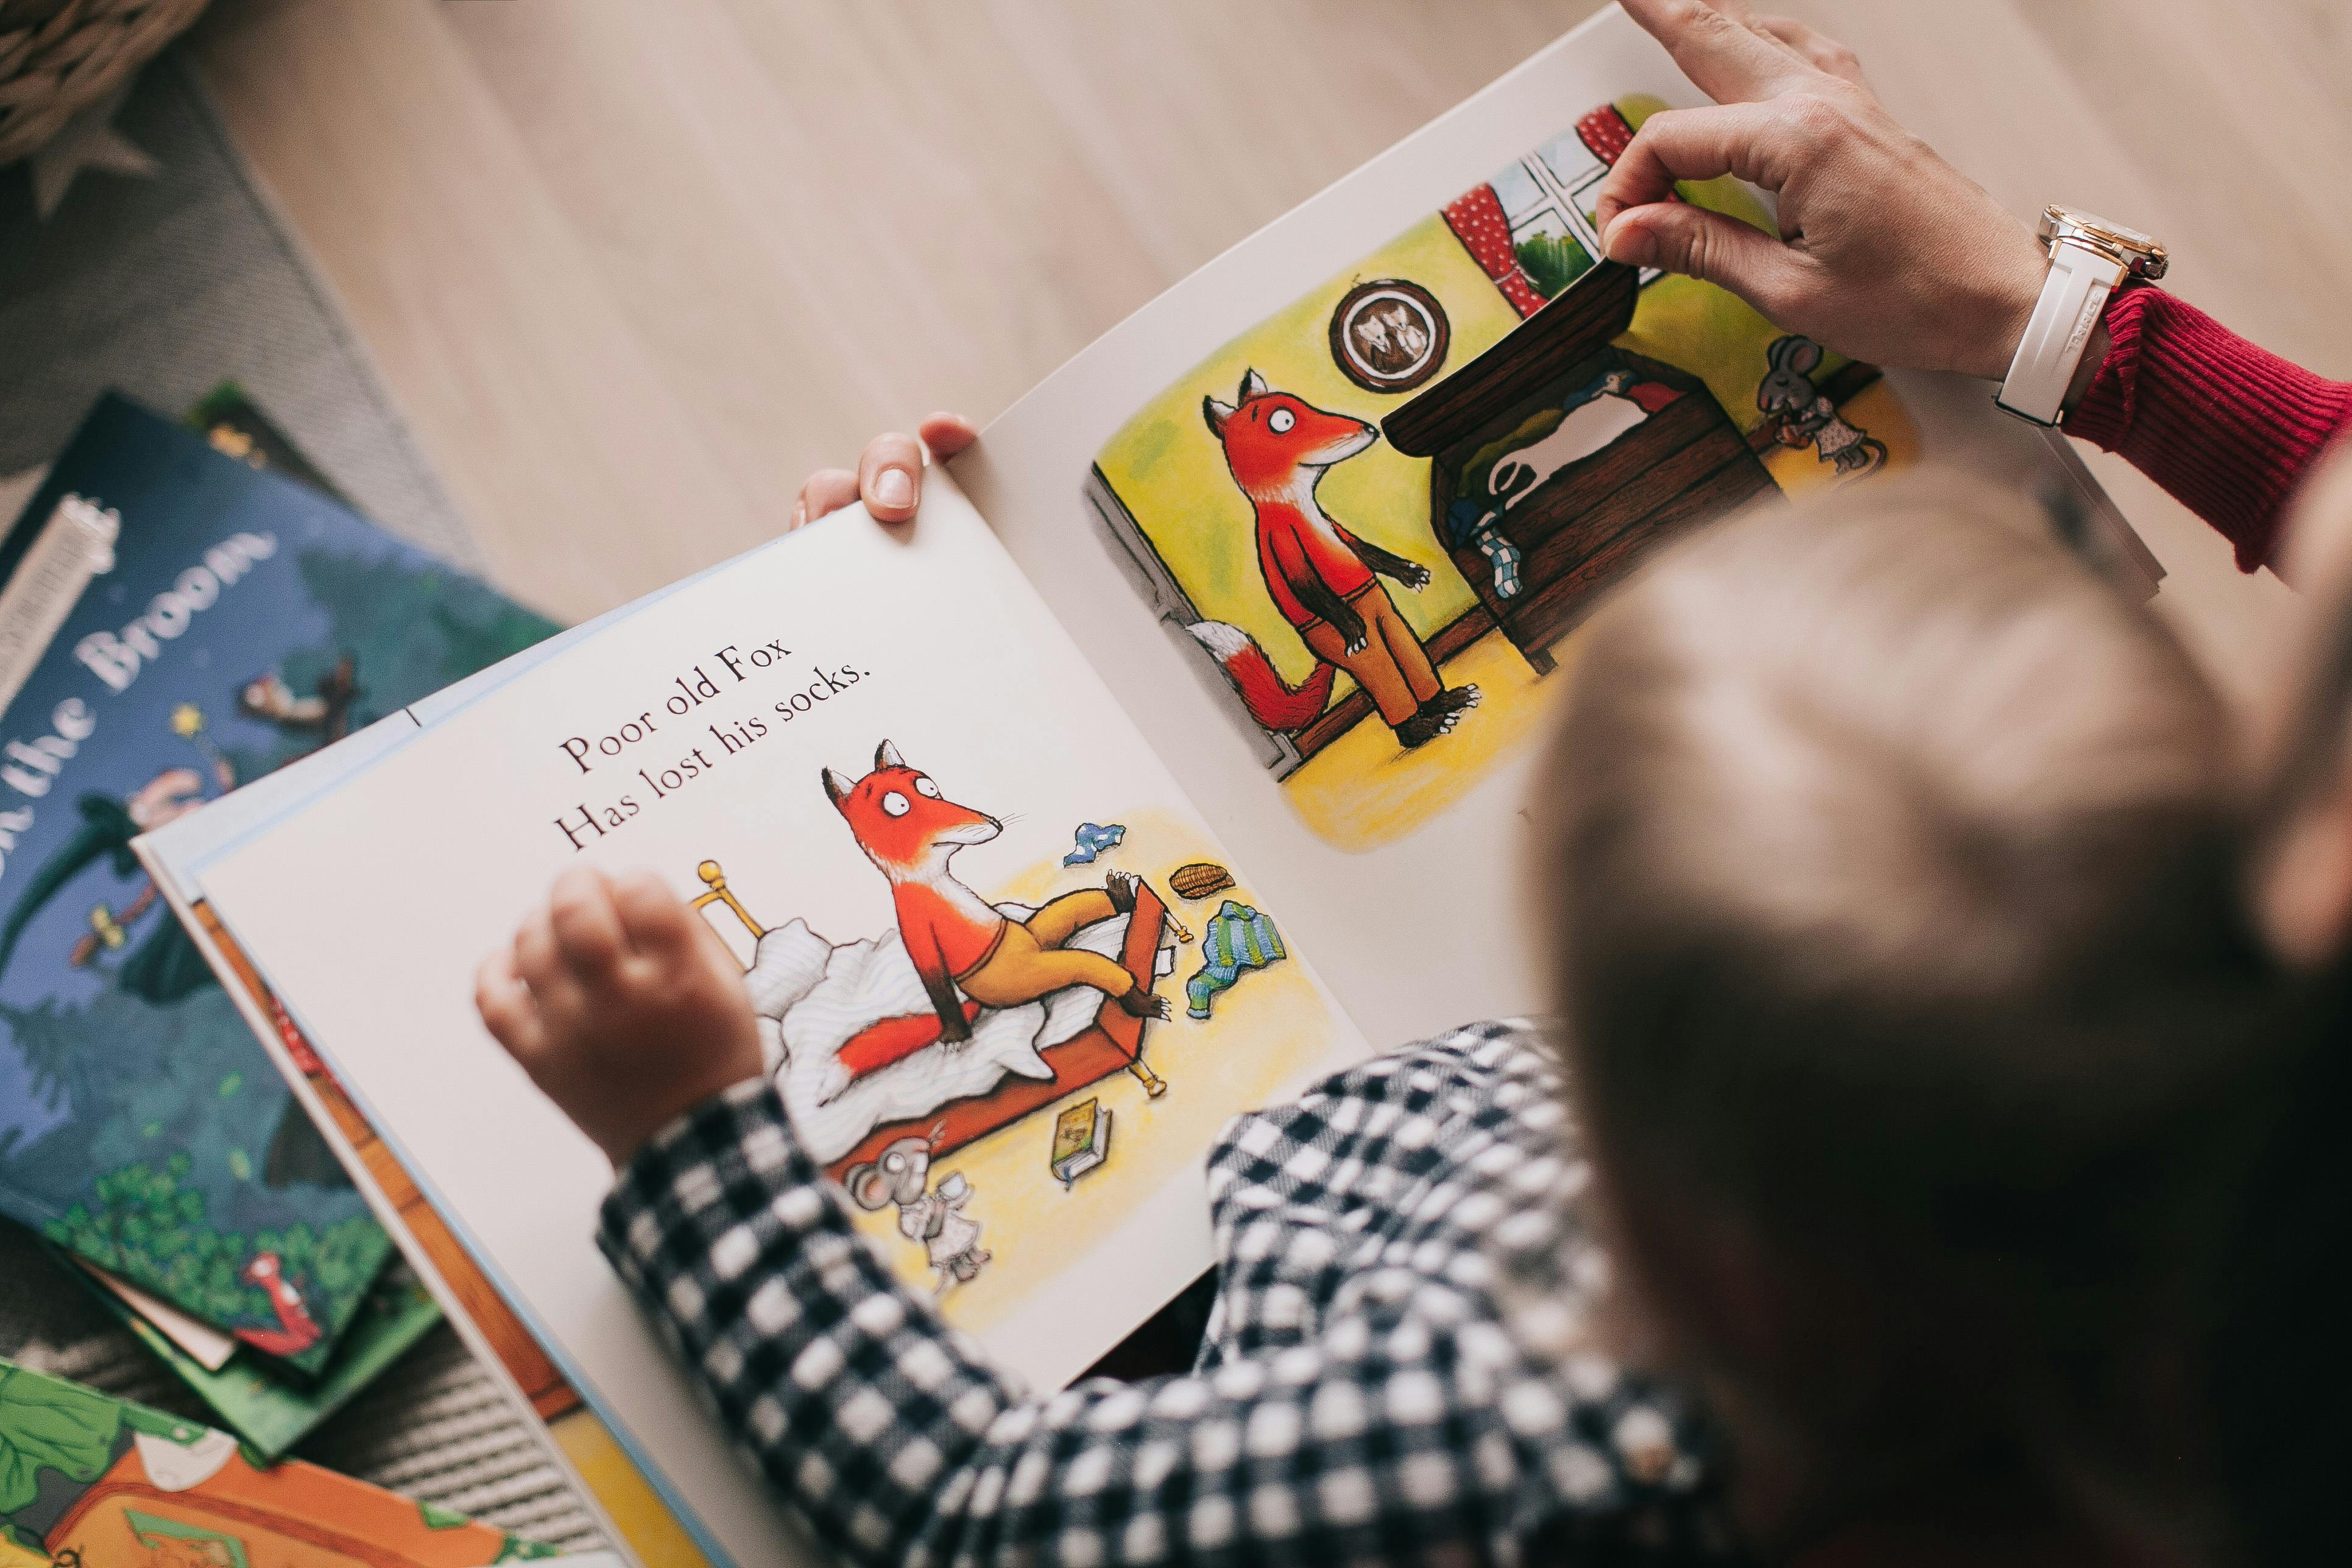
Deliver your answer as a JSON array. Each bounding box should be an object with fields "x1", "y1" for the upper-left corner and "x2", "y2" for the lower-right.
[
  {"x1": 959, "y1": 889, "x2": 1134, "y2": 1008},
  {"x1": 1299, "y1": 582, "x2": 1442, "y2": 726}
]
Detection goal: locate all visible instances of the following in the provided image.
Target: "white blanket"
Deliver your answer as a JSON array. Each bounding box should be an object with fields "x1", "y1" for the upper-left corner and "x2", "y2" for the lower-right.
[{"x1": 747, "y1": 903, "x2": 1176, "y2": 1166}]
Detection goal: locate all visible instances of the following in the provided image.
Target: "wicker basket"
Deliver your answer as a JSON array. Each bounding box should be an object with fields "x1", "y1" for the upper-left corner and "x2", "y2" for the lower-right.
[{"x1": 0, "y1": 0, "x2": 210, "y2": 165}]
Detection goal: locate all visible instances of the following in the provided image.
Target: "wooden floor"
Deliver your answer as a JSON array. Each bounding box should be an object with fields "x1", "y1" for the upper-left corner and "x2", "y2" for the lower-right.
[{"x1": 188, "y1": 0, "x2": 2349, "y2": 698}]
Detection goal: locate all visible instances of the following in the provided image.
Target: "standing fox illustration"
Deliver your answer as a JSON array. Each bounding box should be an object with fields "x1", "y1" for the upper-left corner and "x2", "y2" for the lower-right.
[
  {"x1": 1192, "y1": 370, "x2": 1478, "y2": 748},
  {"x1": 823, "y1": 742, "x2": 1167, "y2": 1079}
]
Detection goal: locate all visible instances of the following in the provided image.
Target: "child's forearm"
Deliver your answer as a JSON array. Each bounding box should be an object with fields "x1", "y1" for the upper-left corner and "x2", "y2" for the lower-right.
[
  {"x1": 598, "y1": 1079, "x2": 1627, "y2": 1567},
  {"x1": 600, "y1": 1080, "x2": 1012, "y2": 1563}
]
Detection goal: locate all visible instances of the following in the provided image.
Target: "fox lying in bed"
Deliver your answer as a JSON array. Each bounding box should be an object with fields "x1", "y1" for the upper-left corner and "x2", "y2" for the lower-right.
[{"x1": 822, "y1": 742, "x2": 1168, "y2": 1081}]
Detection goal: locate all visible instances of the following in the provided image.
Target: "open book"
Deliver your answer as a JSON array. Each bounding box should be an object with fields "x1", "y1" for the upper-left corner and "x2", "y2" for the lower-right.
[{"x1": 133, "y1": 8, "x2": 2153, "y2": 1563}]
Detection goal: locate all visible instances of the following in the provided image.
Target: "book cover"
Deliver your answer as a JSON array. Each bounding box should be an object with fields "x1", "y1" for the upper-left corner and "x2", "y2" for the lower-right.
[
  {"x1": 183, "y1": 384, "x2": 345, "y2": 503},
  {"x1": 0, "y1": 1357, "x2": 553, "y2": 1566},
  {"x1": 1047, "y1": 1097, "x2": 1109, "y2": 1187},
  {"x1": 71, "y1": 1248, "x2": 447, "y2": 1461},
  {"x1": 0, "y1": 395, "x2": 558, "y2": 1372}
]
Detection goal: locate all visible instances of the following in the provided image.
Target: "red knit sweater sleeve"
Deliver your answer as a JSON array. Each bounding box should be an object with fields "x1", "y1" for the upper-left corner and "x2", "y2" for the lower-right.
[{"x1": 2063, "y1": 284, "x2": 2352, "y2": 573}]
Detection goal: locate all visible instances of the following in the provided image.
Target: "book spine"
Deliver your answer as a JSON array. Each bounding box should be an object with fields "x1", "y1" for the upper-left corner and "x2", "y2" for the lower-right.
[{"x1": 0, "y1": 494, "x2": 119, "y2": 715}]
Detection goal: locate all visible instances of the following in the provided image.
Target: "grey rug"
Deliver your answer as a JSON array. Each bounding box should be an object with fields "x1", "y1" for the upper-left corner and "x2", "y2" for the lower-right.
[
  {"x1": 0, "y1": 49, "x2": 602, "y2": 1552},
  {"x1": 0, "y1": 49, "x2": 476, "y2": 568}
]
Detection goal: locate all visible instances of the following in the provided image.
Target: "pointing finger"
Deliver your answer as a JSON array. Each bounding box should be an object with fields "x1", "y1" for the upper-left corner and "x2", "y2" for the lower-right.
[{"x1": 1616, "y1": 0, "x2": 1816, "y2": 105}]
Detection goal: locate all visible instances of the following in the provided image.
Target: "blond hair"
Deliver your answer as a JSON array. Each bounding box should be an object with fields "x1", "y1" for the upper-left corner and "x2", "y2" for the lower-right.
[{"x1": 1537, "y1": 476, "x2": 2271, "y2": 1527}]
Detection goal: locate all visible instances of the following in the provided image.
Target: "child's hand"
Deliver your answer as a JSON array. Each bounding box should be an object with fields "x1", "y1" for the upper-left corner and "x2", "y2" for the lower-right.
[
  {"x1": 476, "y1": 866, "x2": 764, "y2": 1167},
  {"x1": 792, "y1": 414, "x2": 979, "y2": 531}
]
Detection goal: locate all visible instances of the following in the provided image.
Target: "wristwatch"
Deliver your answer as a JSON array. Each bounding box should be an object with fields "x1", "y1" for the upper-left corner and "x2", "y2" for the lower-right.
[{"x1": 1995, "y1": 207, "x2": 2170, "y2": 427}]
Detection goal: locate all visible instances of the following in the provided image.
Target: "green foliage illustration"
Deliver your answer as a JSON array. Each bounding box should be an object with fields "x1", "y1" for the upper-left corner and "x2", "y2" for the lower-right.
[
  {"x1": 41, "y1": 1152, "x2": 383, "y2": 1328},
  {"x1": 0, "y1": 1363, "x2": 121, "y2": 1515}
]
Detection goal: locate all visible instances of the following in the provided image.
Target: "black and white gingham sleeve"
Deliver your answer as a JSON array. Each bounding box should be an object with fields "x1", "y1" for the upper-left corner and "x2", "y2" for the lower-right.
[{"x1": 599, "y1": 1072, "x2": 1726, "y2": 1567}]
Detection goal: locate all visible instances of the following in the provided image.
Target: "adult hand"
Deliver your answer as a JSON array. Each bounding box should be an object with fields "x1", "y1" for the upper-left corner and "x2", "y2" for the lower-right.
[
  {"x1": 1596, "y1": 0, "x2": 2049, "y2": 380},
  {"x1": 790, "y1": 413, "x2": 980, "y2": 531}
]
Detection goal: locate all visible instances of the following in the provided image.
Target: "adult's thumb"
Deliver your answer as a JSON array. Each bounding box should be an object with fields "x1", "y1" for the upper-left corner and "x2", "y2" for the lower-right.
[{"x1": 1603, "y1": 202, "x2": 1803, "y2": 320}]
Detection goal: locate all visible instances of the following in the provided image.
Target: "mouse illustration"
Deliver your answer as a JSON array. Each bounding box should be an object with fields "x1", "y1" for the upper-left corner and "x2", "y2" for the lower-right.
[
  {"x1": 844, "y1": 1133, "x2": 991, "y2": 1290},
  {"x1": 1757, "y1": 335, "x2": 1888, "y2": 479}
]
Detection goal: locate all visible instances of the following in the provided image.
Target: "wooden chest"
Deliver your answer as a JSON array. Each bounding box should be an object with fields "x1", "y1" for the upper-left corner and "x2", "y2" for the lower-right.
[{"x1": 1384, "y1": 261, "x2": 1778, "y2": 674}]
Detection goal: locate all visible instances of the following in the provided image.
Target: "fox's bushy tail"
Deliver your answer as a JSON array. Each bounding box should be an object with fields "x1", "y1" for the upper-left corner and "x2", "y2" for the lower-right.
[
  {"x1": 823, "y1": 1001, "x2": 985, "y2": 1103},
  {"x1": 1187, "y1": 621, "x2": 1336, "y2": 732}
]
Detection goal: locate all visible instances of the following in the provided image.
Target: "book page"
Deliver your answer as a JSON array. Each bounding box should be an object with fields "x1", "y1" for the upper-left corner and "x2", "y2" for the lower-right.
[
  {"x1": 185, "y1": 481, "x2": 1357, "y2": 1566},
  {"x1": 955, "y1": 3, "x2": 2150, "y2": 1040}
]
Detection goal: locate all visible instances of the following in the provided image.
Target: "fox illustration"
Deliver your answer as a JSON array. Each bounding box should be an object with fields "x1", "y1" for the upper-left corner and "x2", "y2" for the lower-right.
[
  {"x1": 236, "y1": 1251, "x2": 323, "y2": 1358},
  {"x1": 1194, "y1": 370, "x2": 1478, "y2": 749},
  {"x1": 822, "y1": 741, "x2": 1167, "y2": 1080}
]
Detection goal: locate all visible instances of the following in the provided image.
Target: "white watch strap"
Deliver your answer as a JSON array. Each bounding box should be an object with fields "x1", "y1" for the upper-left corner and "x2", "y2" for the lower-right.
[{"x1": 1997, "y1": 238, "x2": 2129, "y2": 426}]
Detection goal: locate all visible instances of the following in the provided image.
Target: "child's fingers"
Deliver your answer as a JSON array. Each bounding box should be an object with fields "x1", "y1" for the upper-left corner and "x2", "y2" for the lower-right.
[
  {"x1": 512, "y1": 904, "x2": 562, "y2": 987},
  {"x1": 918, "y1": 412, "x2": 979, "y2": 461},
  {"x1": 475, "y1": 949, "x2": 547, "y2": 1064},
  {"x1": 547, "y1": 866, "x2": 626, "y2": 973},
  {"x1": 858, "y1": 432, "x2": 927, "y2": 524},
  {"x1": 794, "y1": 468, "x2": 861, "y2": 530},
  {"x1": 609, "y1": 868, "x2": 696, "y2": 958},
  {"x1": 512, "y1": 905, "x2": 592, "y2": 1033}
]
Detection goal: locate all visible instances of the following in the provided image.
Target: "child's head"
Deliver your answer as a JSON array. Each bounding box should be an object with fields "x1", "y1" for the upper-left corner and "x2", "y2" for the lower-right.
[
  {"x1": 2208, "y1": 445, "x2": 2352, "y2": 1564},
  {"x1": 1533, "y1": 478, "x2": 2276, "y2": 1547}
]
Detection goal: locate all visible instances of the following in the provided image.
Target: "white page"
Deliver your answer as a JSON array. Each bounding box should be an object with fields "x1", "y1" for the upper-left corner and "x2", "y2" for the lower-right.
[
  {"x1": 956, "y1": 2, "x2": 2149, "y2": 1042},
  {"x1": 189, "y1": 480, "x2": 1359, "y2": 1567}
]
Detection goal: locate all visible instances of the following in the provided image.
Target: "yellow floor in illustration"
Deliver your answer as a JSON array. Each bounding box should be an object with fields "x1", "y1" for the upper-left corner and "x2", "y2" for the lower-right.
[
  {"x1": 1760, "y1": 378, "x2": 1921, "y2": 499},
  {"x1": 1282, "y1": 627, "x2": 1574, "y2": 852}
]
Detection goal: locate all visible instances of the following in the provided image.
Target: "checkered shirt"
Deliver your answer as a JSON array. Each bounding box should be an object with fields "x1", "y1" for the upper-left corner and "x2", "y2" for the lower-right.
[{"x1": 600, "y1": 1019, "x2": 1739, "y2": 1566}]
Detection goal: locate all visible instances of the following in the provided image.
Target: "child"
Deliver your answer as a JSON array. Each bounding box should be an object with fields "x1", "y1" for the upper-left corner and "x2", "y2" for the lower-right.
[
  {"x1": 2201, "y1": 450, "x2": 2352, "y2": 1565},
  {"x1": 476, "y1": 468, "x2": 2271, "y2": 1565},
  {"x1": 1536, "y1": 478, "x2": 2276, "y2": 1562}
]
